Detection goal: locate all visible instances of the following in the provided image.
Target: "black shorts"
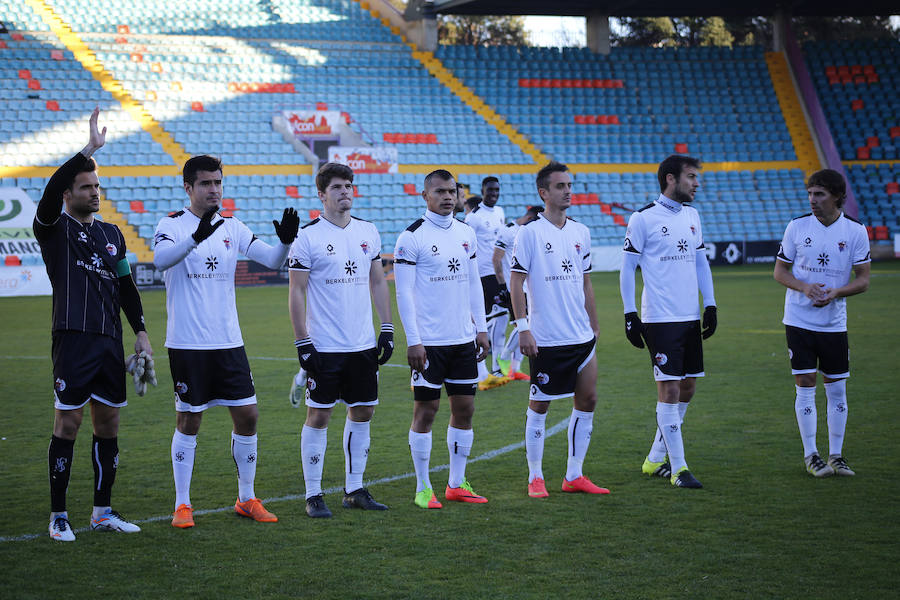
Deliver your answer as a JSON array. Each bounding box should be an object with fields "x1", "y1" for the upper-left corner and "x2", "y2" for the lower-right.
[
  {"x1": 785, "y1": 325, "x2": 850, "y2": 378},
  {"x1": 643, "y1": 321, "x2": 704, "y2": 381},
  {"x1": 481, "y1": 274, "x2": 502, "y2": 314},
  {"x1": 168, "y1": 347, "x2": 256, "y2": 413},
  {"x1": 52, "y1": 331, "x2": 126, "y2": 410},
  {"x1": 306, "y1": 348, "x2": 379, "y2": 408},
  {"x1": 412, "y1": 342, "x2": 479, "y2": 401},
  {"x1": 528, "y1": 338, "x2": 596, "y2": 401}
]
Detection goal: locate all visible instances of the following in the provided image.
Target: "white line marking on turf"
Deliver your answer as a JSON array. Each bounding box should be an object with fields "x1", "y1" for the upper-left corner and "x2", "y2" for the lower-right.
[{"x1": 0, "y1": 417, "x2": 569, "y2": 543}]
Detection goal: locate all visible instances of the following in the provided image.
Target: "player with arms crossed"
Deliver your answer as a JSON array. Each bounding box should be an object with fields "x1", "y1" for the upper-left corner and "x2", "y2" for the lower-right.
[
  {"x1": 289, "y1": 163, "x2": 393, "y2": 517},
  {"x1": 619, "y1": 155, "x2": 717, "y2": 489},
  {"x1": 510, "y1": 162, "x2": 609, "y2": 499},
  {"x1": 774, "y1": 169, "x2": 870, "y2": 477},
  {"x1": 395, "y1": 169, "x2": 491, "y2": 509},
  {"x1": 492, "y1": 204, "x2": 544, "y2": 381},
  {"x1": 37, "y1": 108, "x2": 153, "y2": 541},
  {"x1": 154, "y1": 155, "x2": 299, "y2": 527}
]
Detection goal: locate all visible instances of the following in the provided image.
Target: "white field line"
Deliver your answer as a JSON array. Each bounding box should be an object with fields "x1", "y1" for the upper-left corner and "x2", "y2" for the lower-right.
[{"x1": 0, "y1": 417, "x2": 568, "y2": 543}]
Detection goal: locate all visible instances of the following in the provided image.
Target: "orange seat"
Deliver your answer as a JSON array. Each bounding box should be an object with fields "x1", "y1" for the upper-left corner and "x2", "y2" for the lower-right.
[
  {"x1": 890, "y1": 126, "x2": 900, "y2": 139},
  {"x1": 316, "y1": 102, "x2": 328, "y2": 110},
  {"x1": 866, "y1": 226, "x2": 874, "y2": 240},
  {"x1": 129, "y1": 201, "x2": 146, "y2": 213},
  {"x1": 675, "y1": 143, "x2": 688, "y2": 154},
  {"x1": 46, "y1": 100, "x2": 60, "y2": 111},
  {"x1": 309, "y1": 209, "x2": 320, "y2": 220},
  {"x1": 886, "y1": 182, "x2": 899, "y2": 195},
  {"x1": 285, "y1": 186, "x2": 299, "y2": 198},
  {"x1": 874, "y1": 226, "x2": 889, "y2": 241},
  {"x1": 191, "y1": 101, "x2": 204, "y2": 112},
  {"x1": 856, "y1": 147, "x2": 870, "y2": 159},
  {"x1": 222, "y1": 198, "x2": 236, "y2": 209},
  {"x1": 851, "y1": 99, "x2": 864, "y2": 110},
  {"x1": 613, "y1": 214, "x2": 626, "y2": 226},
  {"x1": 27, "y1": 79, "x2": 41, "y2": 90},
  {"x1": 403, "y1": 183, "x2": 417, "y2": 195},
  {"x1": 5, "y1": 255, "x2": 21, "y2": 266},
  {"x1": 866, "y1": 136, "x2": 879, "y2": 148}
]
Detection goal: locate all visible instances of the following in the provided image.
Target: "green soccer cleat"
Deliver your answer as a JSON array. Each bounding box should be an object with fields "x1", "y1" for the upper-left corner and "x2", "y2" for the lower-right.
[
  {"x1": 414, "y1": 487, "x2": 442, "y2": 509},
  {"x1": 671, "y1": 467, "x2": 703, "y2": 488},
  {"x1": 827, "y1": 455, "x2": 855, "y2": 476},
  {"x1": 805, "y1": 453, "x2": 835, "y2": 478},
  {"x1": 641, "y1": 457, "x2": 672, "y2": 478}
]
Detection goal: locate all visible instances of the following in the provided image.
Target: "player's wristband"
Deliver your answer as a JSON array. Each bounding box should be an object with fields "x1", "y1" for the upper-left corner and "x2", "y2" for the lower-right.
[
  {"x1": 380, "y1": 323, "x2": 394, "y2": 333},
  {"x1": 514, "y1": 318, "x2": 530, "y2": 332}
]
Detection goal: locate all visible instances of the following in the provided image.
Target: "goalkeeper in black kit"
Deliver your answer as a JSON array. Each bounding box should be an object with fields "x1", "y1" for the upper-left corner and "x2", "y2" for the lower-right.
[{"x1": 35, "y1": 108, "x2": 155, "y2": 542}]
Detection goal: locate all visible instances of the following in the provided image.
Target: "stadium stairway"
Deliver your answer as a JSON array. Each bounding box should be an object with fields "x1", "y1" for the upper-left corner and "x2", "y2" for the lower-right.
[
  {"x1": 355, "y1": 0, "x2": 548, "y2": 169},
  {"x1": 765, "y1": 51, "x2": 820, "y2": 175},
  {"x1": 24, "y1": 0, "x2": 189, "y2": 167}
]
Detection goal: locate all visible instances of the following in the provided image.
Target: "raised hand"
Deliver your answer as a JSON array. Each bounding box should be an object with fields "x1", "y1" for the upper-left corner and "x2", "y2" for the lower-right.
[
  {"x1": 273, "y1": 207, "x2": 300, "y2": 244},
  {"x1": 192, "y1": 206, "x2": 224, "y2": 243},
  {"x1": 83, "y1": 106, "x2": 107, "y2": 157}
]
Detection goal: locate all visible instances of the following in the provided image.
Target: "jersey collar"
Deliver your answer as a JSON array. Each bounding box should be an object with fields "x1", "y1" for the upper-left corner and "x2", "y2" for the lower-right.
[
  {"x1": 655, "y1": 193, "x2": 682, "y2": 214},
  {"x1": 424, "y1": 209, "x2": 454, "y2": 229}
]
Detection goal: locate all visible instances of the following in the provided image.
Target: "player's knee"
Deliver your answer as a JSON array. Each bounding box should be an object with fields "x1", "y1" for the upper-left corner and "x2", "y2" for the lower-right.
[
  {"x1": 795, "y1": 373, "x2": 817, "y2": 387},
  {"x1": 305, "y1": 407, "x2": 332, "y2": 428},
  {"x1": 679, "y1": 379, "x2": 696, "y2": 402},
  {"x1": 348, "y1": 405, "x2": 374, "y2": 422},
  {"x1": 574, "y1": 391, "x2": 597, "y2": 412},
  {"x1": 53, "y1": 412, "x2": 81, "y2": 439}
]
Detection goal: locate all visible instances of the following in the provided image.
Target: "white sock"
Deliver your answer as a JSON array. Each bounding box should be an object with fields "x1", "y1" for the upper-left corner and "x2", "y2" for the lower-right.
[
  {"x1": 408, "y1": 430, "x2": 433, "y2": 493},
  {"x1": 525, "y1": 408, "x2": 546, "y2": 482},
  {"x1": 657, "y1": 402, "x2": 686, "y2": 473},
  {"x1": 171, "y1": 430, "x2": 196, "y2": 509},
  {"x1": 447, "y1": 426, "x2": 473, "y2": 488},
  {"x1": 565, "y1": 408, "x2": 594, "y2": 481},
  {"x1": 794, "y1": 385, "x2": 818, "y2": 457},
  {"x1": 231, "y1": 432, "x2": 258, "y2": 502},
  {"x1": 343, "y1": 418, "x2": 370, "y2": 493},
  {"x1": 648, "y1": 401, "x2": 689, "y2": 462},
  {"x1": 824, "y1": 380, "x2": 848, "y2": 456},
  {"x1": 91, "y1": 506, "x2": 110, "y2": 520},
  {"x1": 490, "y1": 314, "x2": 508, "y2": 372},
  {"x1": 301, "y1": 425, "x2": 327, "y2": 499},
  {"x1": 477, "y1": 360, "x2": 489, "y2": 382}
]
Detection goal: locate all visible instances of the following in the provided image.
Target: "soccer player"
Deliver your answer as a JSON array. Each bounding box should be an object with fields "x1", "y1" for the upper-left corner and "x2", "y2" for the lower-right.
[
  {"x1": 154, "y1": 155, "x2": 299, "y2": 528},
  {"x1": 465, "y1": 176, "x2": 510, "y2": 388},
  {"x1": 454, "y1": 182, "x2": 467, "y2": 217},
  {"x1": 492, "y1": 205, "x2": 544, "y2": 381},
  {"x1": 773, "y1": 169, "x2": 870, "y2": 477},
  {"x1": 464, "y1": 194, "x2": 481, "y2": 216},
  {"x1": 36, "y1": 108, "x2": 152, "y2": 541},
  {"x1": 394, "y1": 169, "x2": 491, "y2": 509},
  {"x1": 510, "y1": 162, "x2": 610, "y2": 499},
  {"x1": 289, "y1": 163, "x2": 393, "y2": 518},
  {"x1": 619, "y1": 155, "x2": 716, "y2": 489}
]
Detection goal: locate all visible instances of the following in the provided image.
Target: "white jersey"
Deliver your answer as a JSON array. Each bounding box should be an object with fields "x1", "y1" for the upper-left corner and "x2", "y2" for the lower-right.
[
  {"x1": 288, "y1": 216, "x2": 381, "y2": 352},
  {"x1": 465, "y1": 203, "x2": 505, "y2": 277},
  {"x1": 394, "y1": 215, "x2": 479, "y2": 346},
  {"x1": 154, "y1": 209, "x2": 256, "y2": 349},
  {"x1": 494, "y1": 221, "x2": 520, "y2": 285},
  {"x1": 623, "y1": 194, "x2": 705, "y2": 323},
  {"x1": 777, "y1": 212, "x2": 870, "y2": 332},
  {"x1": 511, "y1": 213, "x2": 593, "y2": 347}
]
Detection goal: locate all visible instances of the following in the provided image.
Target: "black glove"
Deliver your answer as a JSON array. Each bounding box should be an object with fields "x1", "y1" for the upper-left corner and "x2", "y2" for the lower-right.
[
  {"x1": 376, "y1": 323, "x2": 394, "y2": 365},
  {"x1": 494, "y1": 284, "x2": 511, "y2": 309},
  {"x1": 624, "y1": 312, "x2": 645, "y2": 348},
  {"x1": 192, "y1": 206, "x2": 224, "y2": 243},
  {"x1": 702, "y1": 306, "x2": 717, "y2": 339},
  {"x1": 295, "y1": 338, "x2": 319, "y2": 372},
  {"x1": 273, "y1": 207, "x2": 300, "y2": 244}
]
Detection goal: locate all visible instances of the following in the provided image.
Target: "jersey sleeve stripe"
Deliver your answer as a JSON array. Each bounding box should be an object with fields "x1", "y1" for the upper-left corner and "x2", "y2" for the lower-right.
[{"x1": 394, "y1": 258, "x2": 416, "y2": 265}]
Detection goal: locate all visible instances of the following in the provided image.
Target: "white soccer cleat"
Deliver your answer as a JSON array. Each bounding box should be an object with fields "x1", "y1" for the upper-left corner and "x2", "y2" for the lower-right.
[
  {"x1": 90, "y1": 510, "x2": 141, "y2": 533},
  {"x1": 49, "y1": 514, "x2": 75, "y2": 542}
]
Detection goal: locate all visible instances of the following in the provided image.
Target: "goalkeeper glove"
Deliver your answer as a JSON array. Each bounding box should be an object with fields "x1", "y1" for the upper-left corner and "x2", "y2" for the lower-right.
[
  {"x1": 295, "y1": 338, "x2": 320, "y2": 372},
  {"x1": 624, "y1": 312, "x2": 645, "y2": 349},
  {"x1": 702, "y1": 306, "x2": 717, "y2": 339},
  {"x1": 125, "y1": 351, "x2": 157, "y2": 396},
  {"x1": 376, "y1": 323, "x2": 394, "y2": 365}
]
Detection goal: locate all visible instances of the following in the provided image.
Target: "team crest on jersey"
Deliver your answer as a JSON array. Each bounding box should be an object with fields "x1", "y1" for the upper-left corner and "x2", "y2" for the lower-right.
[
  {"x1": 838, "y1": 240, "x2": 846, "y2": 252},
  {"x1": 360, "y1": 240, "x2": 369, "y2": 254},
  {"x1": 535, "y1": 372, "x2": 549, "y2": 385},
  {"x1": 396, "y1": 246, "x2": 405, "y2": 257},
  {"x1": 690, "y1": 225, "x2": 696, "y2": 235},
  {"x1": 175, "y1": 382, "x2": 188, "y2": 394},
  {"x1": 575, "y1": 242, "x2": 581, "y2": 254},
  {"x1": 223, "y1": 237, "x2": 231, "y2": 249},
  {"x1": 105, "y1": 243, "x2": 117, "y2": 256},
  {"x1": 78, "y1": 231, "x2": 88, "y2": 243},
  {"x1": 654, "y1": 352, "x2": 668, "y2": 366},
  {"x1": 307, "y1": 376, "x2": 317, "y2": 391},
  {"x1": 54, "y1": 377, "x2": 66, "y2": 392},
  {"x1": 462, "y1": 241, "x2": 469, "y2": 253}
]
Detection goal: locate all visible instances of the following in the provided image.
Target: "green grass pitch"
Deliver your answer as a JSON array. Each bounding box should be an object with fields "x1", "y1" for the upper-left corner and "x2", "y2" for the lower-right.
[{"x1": 1, "y1": 263, "x2": 898, "y2": 599}]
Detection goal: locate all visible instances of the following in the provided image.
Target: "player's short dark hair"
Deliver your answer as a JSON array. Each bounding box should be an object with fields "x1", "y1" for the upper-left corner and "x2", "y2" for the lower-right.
[
  {"x1": 67, "y1": 157, "x2": 98, "y2": 190},
  {"x1": 806, "y1": 169, "x2": 847, "y2": 208},
  {"x1": 536, "y1": 161, "x2": 569, "y2": 191},
  {"x1": 183, "y1": 155, "x2": 223, "y2": 186},
  {"x1": 657, "y1": 155, "x2": 701, "y2": 192},
  {"x1": 456, "y1": 182, "x2": 465, "y2": 190},
  {"x1": 525, "y1": 205, "x2": 544, "y2": 216},
  {"x1": 316, "y1": 162, "x2": 354, "y2": 193},
  {"x1": 481, "y1": 176, "x2": 499, "y2": 189},
  {"x1": 466, "y1": 195, "x2": 482, "y2": 210},
  {"x1": 424, "y1": 169, "x2": 454, "y2": 189}
]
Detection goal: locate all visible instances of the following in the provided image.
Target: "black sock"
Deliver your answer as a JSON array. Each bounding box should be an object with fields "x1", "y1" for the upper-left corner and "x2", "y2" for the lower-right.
[
  {"x1": 49, "y1": 435, "x2": 75, "y2": 513},
  {"x1": 92, "y1": 435, "x2": 118, "y2": 507}
]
